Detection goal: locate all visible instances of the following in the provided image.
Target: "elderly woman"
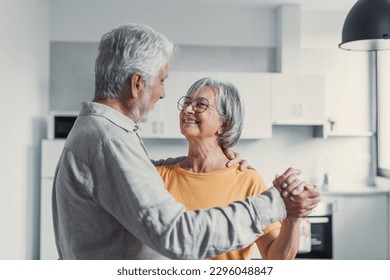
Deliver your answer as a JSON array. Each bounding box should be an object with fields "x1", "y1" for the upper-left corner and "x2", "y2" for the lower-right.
[{"x1": 156, "y1": 77, "x2": 301, "y2": 260}]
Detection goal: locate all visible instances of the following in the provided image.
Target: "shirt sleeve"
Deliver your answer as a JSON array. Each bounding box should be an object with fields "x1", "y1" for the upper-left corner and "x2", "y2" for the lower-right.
[
  {"x1": 151, "y1": 156, "x2": 186, "y2": 167},
  {"x1": 248, "y1": 171, "x2": 282, "y2": 235},
  {"x1": 90, "y1": 135, "x2": 286, "y2": 260}
]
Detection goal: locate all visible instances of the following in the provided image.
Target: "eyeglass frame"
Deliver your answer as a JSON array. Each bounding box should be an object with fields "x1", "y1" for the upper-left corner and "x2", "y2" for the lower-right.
[{"x1": 177, "y1": 96, "x2": 218, "y2": 113}]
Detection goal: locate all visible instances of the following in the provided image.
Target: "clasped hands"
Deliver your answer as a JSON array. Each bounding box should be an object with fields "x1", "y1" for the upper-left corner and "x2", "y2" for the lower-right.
[
  {"x1": 224, "y1": 150, "x2": 321, "y2": 218},
  {"x1": 273, "y1": 167, "x2": 321, "y2": 218}
]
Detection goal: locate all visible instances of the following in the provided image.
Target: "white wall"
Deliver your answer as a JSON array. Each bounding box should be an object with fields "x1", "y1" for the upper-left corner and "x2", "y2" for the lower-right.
[
  {"x1": 49, "y1": 0, "x2": 276, "y2": 46},
  {"x1": 0, "y1": 0, "x2": 50, "y2": 259},
  {"x1": 301, "y1": 11, "x2": 347, "y2": 49}
]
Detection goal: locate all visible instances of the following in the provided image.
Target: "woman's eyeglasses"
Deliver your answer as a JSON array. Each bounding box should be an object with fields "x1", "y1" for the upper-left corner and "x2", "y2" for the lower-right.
[{"x1": 177, "y1": 96, "x2": 217, "y2": 113}]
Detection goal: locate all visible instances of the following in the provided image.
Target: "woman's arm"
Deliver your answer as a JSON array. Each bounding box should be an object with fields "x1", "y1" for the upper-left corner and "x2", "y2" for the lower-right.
[{"x1": 255, "y1": 218, "x2": 301, "y2": 260}]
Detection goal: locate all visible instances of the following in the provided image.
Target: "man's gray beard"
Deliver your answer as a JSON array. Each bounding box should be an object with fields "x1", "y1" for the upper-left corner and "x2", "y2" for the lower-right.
[
  {"x1": 139, "y1": 111, "x2": 149, "y2": 123},
  {"x1": 138, "y1": 87, "x2": 152, "y2": 123}
]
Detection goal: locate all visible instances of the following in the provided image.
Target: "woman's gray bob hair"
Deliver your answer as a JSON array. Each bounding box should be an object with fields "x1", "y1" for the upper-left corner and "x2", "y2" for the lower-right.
[
  {"x1": 94, "y1": 23, "x2": 176, "y2": 99},
  {"x1": 185, "y1": 77, "x2": 245, "y2": 150}
]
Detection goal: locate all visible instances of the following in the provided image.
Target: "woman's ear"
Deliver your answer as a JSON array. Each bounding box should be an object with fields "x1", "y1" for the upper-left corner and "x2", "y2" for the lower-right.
[
  {"x1": 217, "y1": 122, "x2": 227, "y2": 135},
  {"x1": 129, "y1": 72, "x2": 145, "y2": 99}
]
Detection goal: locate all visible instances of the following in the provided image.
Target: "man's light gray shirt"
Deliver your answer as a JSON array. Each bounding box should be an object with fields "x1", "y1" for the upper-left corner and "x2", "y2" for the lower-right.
[{"x1": 52, "y1": 101, "x2": 286, "y2": 259}]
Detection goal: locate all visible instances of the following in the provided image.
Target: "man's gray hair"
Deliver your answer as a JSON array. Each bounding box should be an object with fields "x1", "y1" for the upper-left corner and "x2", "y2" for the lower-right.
[
  {"x1": 94, "y1": 23, "x2": 176, "y2": 99},
  {"x1": 186, "y1": 77, "x2": 244, "y2": 150}
]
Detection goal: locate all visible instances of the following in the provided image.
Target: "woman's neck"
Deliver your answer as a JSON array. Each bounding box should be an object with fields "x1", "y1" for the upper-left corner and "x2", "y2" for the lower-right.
[{"x1": 180, "y1": 139, "x2": 229, "y2": 172}]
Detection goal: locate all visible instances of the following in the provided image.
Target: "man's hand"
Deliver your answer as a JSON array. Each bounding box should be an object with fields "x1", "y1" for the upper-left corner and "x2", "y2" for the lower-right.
[
  {"x1": 224, "y1": 149, "x2": 254, "y2": 171},
  {"x1": 273, "y1": 167, "x2": 321, "y2": 218},
  {"x1": 283, "y1": 184, "x2": 320, "y2": 218}
]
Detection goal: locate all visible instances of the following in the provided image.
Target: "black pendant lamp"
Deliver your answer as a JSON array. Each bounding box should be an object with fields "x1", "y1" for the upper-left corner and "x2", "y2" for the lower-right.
[{"x1": 339, "y1": 0, "x2": 390, "y2": 51}]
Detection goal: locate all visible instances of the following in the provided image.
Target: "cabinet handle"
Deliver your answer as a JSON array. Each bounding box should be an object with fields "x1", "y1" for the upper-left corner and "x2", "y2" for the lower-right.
[
  {"x1": 160, "y1": 122, "x2": 164, "y2": 134},
  {"x1": 153, "y1": 121, "x2": 157, "y2": 134},
  {"x1": 293, "y1": 103, "x2": 303, "y2": 117}
]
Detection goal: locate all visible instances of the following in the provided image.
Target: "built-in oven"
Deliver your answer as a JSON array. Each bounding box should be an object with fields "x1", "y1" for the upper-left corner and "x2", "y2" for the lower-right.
[{"x1": 296, "y1": 202, "x2": 333, "y2": 259}]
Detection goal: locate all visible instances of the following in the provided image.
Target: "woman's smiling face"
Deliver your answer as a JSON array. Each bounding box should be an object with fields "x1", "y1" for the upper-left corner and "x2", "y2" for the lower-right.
[{"x1": 179, "y1": 86, "x2": 225, "y2": 141}]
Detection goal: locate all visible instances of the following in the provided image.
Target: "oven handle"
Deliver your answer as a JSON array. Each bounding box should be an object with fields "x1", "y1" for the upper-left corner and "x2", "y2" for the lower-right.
[{"x1": 307, "y1": 217, "x2": 330, "y2": 224}]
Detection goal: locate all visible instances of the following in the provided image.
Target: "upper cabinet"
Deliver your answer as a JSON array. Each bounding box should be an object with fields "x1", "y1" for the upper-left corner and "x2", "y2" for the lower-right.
[
  {"x1": 215, "y1": 72, "x2": 272, "y2": 139},
  {"x1": 137, "y1": 72, "x2": 214, "y2": 139},
  {"x1": 138, "y1": 71, "x2": 272, "y2": 139},
  {"x1": 271, "y1": 5, "x2": 326, "y2": 126},
  {"x1": 301, "y1": 49, "x2": 374, "y2": 138},
  {"x1": 270, "y1": 74, "x2": 325, "y2": 125}
]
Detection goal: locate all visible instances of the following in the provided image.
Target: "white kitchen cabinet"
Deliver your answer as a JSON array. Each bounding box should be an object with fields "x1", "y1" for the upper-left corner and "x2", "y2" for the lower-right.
[
  {"x1": 138, "y1": 71, "x2": 272, "y2": 139},
  {"x1": 270, "y1": 74, "x2": 325, "y2": 125},
  {"x1": 300, "y1": 49, "x2": 373, "y2": 139},
  {"x1": 313, "y1": 125, "x2": 375, "y2": 139},
  {"x1": 136, "y1": 103, "x2": 165, "y2": 138},
  {"x1": 40, "y1": 139, "x2": 65, "y2": 260},
  {"x1": 214, "y1": 72, "x2": 272, "y2": 139},
  {"x1": 328, "y1": 193, "x2": 388, "y2": 260},
  {"x1": 138, "y1": 71, "x2": 214, "y2": 139},
  {"x1": 40, "y1": 178, "x2": 59, "y2": 260}
]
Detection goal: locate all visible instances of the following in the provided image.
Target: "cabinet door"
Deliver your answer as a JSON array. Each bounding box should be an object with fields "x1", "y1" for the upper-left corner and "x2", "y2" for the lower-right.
[
  {"x1": 332, "y1": 195, "x2": 388, "y2": 259},
  {"x1": 323, "y1": 50, "x2": 372, "y2": 134},
  {"x1": 40, "y1": 179, "x2": 59, "y2": 260},
  {"x1": 271, "y1": 74, "x2": 325, "y2": 125},
  {"x1": 40, "y1": 140, "x2": 64, "y2": 259},
  {"x1": 160, "y1": 72, "x2": 216, "y2": 139},
  {"x1": 41, "y1": 139, "x2": 66, "y2": 178},
  {"x1": 137, "y1": 103, "x2": 162, "y2": 138},
  {"x1": 139, "y1": 71, "x2": 272, "y2": 139},
  {"x1": 215, "y1": 72, "x2": 272, "y2": 139}
]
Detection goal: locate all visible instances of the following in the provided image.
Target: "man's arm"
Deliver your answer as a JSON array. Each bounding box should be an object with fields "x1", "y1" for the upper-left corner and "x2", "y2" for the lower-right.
[{"x1": 94, "y1": 136, "x2": 287, "y2": 260}]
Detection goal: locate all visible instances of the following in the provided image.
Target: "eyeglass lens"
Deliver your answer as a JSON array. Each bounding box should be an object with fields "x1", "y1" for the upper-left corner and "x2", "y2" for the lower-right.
[{"x1": 177, "y1": 96, "x2": 210, "y2": 112}]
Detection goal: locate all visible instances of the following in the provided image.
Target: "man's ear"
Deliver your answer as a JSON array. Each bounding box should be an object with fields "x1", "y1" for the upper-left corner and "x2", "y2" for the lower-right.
[{"x1": 129, "y1": 72, "x2": 145, "y2": 99}]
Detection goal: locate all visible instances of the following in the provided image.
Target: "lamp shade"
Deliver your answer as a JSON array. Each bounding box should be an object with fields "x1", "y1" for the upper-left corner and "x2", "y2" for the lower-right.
[{"x1": 339, "y1": 0, "x2": 390, "y2": 51}]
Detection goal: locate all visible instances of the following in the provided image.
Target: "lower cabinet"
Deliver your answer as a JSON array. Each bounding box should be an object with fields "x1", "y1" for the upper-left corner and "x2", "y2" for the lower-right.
[
  {"x1": 326, "y1": 193, "x2": 389, "y2": 260},
  {"x1": 40, "y1": 140, "x2": 65, "y2": 259},
  {"x1": 40, "y1": 178, "x2": 59, "y2": 259}
]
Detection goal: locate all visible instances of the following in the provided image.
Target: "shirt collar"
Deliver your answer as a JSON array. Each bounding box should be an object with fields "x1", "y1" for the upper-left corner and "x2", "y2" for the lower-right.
[{"x1": 80, "y1": 101, "x2": 139, "y2": 133}]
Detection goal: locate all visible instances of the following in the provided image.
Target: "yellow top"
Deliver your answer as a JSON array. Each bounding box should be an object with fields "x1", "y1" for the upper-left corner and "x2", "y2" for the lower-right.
[{"x1": 156, "y1": 163, "x2": 281, "y2": 260}]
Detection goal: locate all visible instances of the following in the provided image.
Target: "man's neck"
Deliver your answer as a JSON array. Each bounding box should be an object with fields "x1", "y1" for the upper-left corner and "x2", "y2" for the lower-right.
[{"x1": 92, "y1": 97, "x2": 140, "y2": 123}]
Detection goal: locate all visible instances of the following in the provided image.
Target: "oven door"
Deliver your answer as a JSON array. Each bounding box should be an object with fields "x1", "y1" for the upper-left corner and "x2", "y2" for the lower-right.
[{"x1": 296, "y1": 215, "x2": 333, "y2": 259}]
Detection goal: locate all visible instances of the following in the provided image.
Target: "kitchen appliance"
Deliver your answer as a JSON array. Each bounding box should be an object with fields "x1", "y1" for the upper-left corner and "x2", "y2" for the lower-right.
[
  {"x1": 47, "y1": 112, "x2": 78, "y2": 139},
  {"x1": 296, "y1": 202, "x2": 333, "y2": 259}
]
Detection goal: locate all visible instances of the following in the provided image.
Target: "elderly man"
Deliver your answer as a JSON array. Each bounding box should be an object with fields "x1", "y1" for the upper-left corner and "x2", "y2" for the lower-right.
[{"x1": 52, "y1": 23, "x2": 320, "y2": 260}]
